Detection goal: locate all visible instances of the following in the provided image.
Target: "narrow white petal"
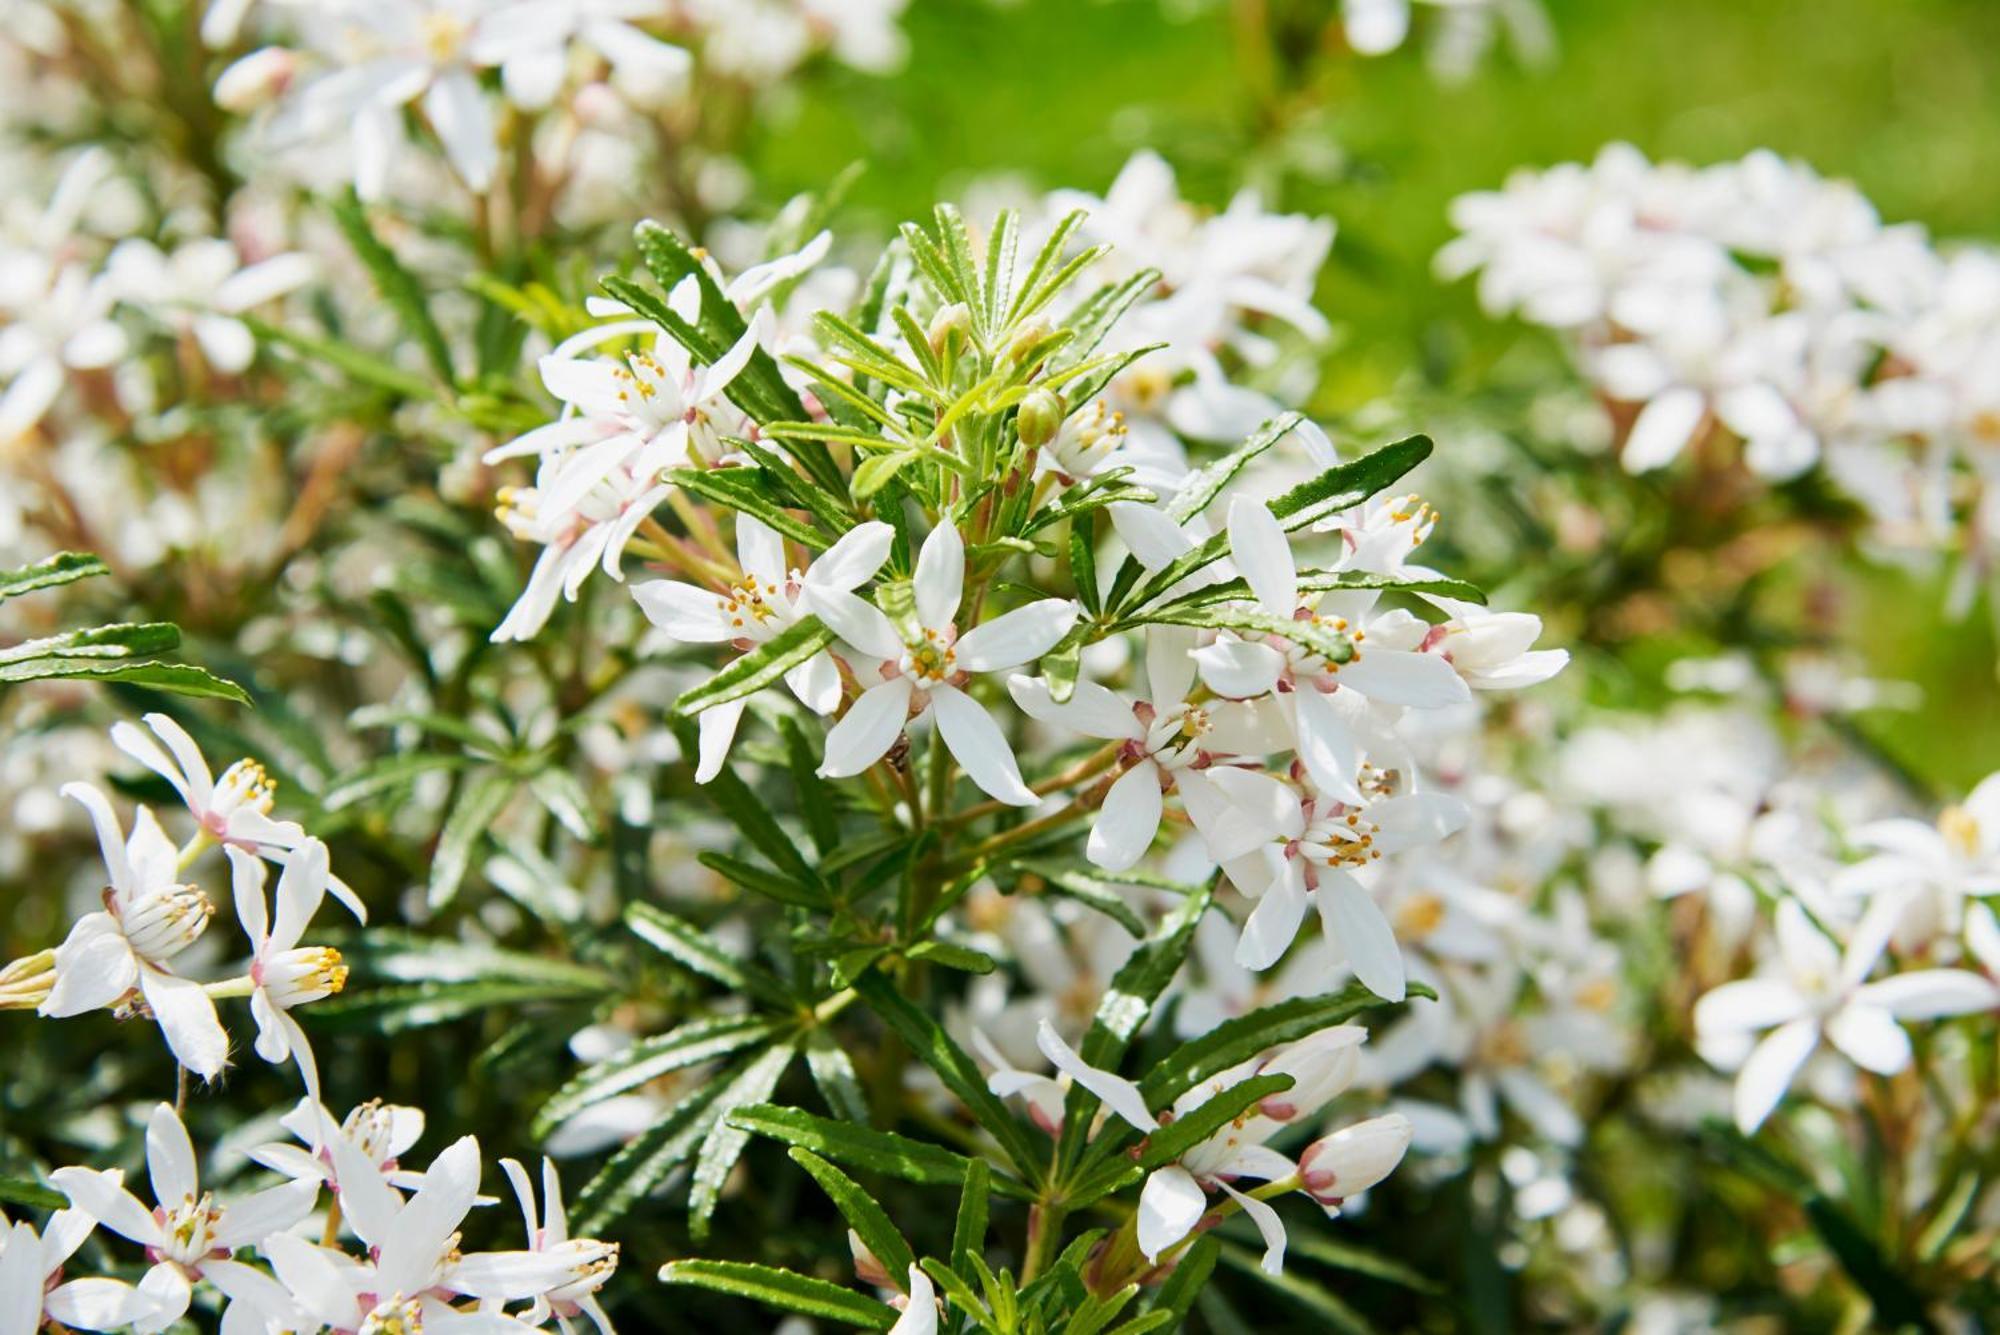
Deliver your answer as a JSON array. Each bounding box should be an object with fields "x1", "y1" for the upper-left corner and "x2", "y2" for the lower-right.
[
  {"x1": 146, "y1": 1102, "x2": 199, "y2": 1206},
  {"x1": 1733, "y1": 1017, "x2": 1820, "y2": 1133},
  {"x1": 931, "y1": 685, "x2": 1036, "y2": 806},
  {"x1": 955, "y1": 600, "x2": 1078, "y2": 673},
  {"x1": 1824, "y1": 1004, "x2": 1912, "y2": 1076},
  {"x1": 819, "y1": 678, "x2": 914, "y2": 778},
  {"x1": 1319, "y1": 873, "x2": 1405, "y2": 1001},
  {"x1": 1088, "y1": 764, "x2": 1163, "y2": 871},
  {"x1": 812, "y1": 588, "x2": 904, "y2": 661},
  {"x1": 1193, "y1": 639, "x2": 1285, "y2": 699},
  {"x1": 695, "y1": 699, "x2": 748, "y2": 783},
  {"x1": 914, "y1": 522, "x2": 964, "y2": 628},
  {"x1": 889, "y1": 1265, "x2": 937, "y2": 1335},
  {"x1": 804, "y1": 521, "x2": 895, "y2": 592},
  {"x1": 139, "y1": 969, "x2": 229, "y2": 1080},
  {"x1": 1137, "y1": 1165, "x2": 1208, "y2": 1262},
  {"x1": 631, "y1": 582, "x2": 731, "y2": 642},
  {"x1": 1035, "y1": 1019, "x2": 1156, "y2": 1132},
  {"x1": 1227, "y1": 495, "x2": 1297, "y2": 615},
  {"x1": 1855, "y1": 969, "x2": 2000, "y2": 1019},
  {"x1": 1237, "y1": 867, "x2": 1309, "y2": 970},
  {"x1": 1218, "y1": 1180, "x2": 1288, "y2": 1275}
]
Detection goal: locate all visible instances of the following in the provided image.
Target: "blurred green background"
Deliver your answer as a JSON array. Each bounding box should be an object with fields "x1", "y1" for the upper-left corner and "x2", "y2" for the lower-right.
[{"x1": 743, "y1": 0, "x2": 2000, "y2": 792}]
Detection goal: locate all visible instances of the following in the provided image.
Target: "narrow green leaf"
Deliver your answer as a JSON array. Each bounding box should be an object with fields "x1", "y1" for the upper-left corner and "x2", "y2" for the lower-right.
[
  {"x1": 1167, "y1": 413, "x2": 1305, "y2": 523},
  {"x1": 332, "y1": 192, "x2": 455, "y2": 386},
  {"x1": 322, "y1": 752, "x2": 472, "y2": 811},
  {"x1": 0, "y1": 551, "x2": 107, "y2": 601},
  {"x1": 570, "y1": 1080, "x2": 727, "y2": 1235},
  {"x1": 675, "y1": 617, "x2": 835, "y2": 717},
  {"x1": 1146, "y1": 1234, "x2": 1219, "y2": 1327},
  {"x1": 532, "y1": 1014, "x2": 776, "y2": 1139},
  {"x1": 1017, "y1": 863, "x2": 1148, "y2": 937},
  {"x1": 1214, "y1": 1241, "x2": 1379, "y2": 1335},
  {"x1": 1133, "y1": 604, "x2": 1352, "y2": 665},
  {"x1": 0, "y1": 659, "x2": 251, "y2": 704},
  {"x1": 0, "y1": 621, "x2": 179, "y2": 666},
  {"x1": 625, "y1": 902, "x2": 792, "y2": 1006},
  {"x1": 689, "y1": 1042, "x2": 799, "y2": 1240},
  {"x1": 667, "y1": 466, "x2": 828, "y2": 549},
  {"x1": 699, "y1": 850, "x2": 829, "y2": 910},
  {"x1": 791, "y1": 1148, "x2": 918, "y2": 1290},
  {"x1": 1138, "y1": 982, "x2": 1431, "y2": 1106},
  {"x1": 0, "y1": 1176, "x2": 66, "y2": 1210},
  {"x1": 782, "y1": 714, "x2": 841, "y2": 857},
  {"x1": 804, "y1": 1028, "x2": 872, "y2": 1123},
  {"x1": 726, "y1": 1104, "x2": 1020, "y2": 1193},
  {"x1": 853, "y1": 972, "x2": 1045, "y2": 1182},
  {"x1": 242, "y1": 316, "x2": 436, "y2": 399},
  {"x1": 951, "y1": 1158, "x2": 990, "y2": 1284},
  {"x1": 907, "y1": 940, "x2": 998, "y2": 974},
  {"x1": 662, "y1": 1261, "x2": 898, "y2": 1329},
  {"x1": 428, "y1": 769, "x2": 515, "y2": 909}
]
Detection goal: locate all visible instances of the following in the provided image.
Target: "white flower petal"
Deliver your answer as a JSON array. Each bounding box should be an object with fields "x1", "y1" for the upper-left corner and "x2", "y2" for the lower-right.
[
  {"x1": 914, "y1": 521, "x2": 964, "y2": 628},
  {"x1": 1227, "y1": 495, "x2": 1296, "y2": 615},
  {"x1": 819, "y1": 678, "x2": 914, "y2": 779},
  {"x1": 1193, "y1": 639, "x2": 1285, "y2": 699},
  {"x1": 931, "y1": 684, "x2": 1036, "y2": 806},
  {"x1": 1218, "y1": 1181, "x2": 1288, "y2": 1275},
  {"x1": 139, "y1": 969, "x2": 229, "y2": 1080},
  {"x1": 1137, "y1": 1165, "x2": 1208, "y2": 1262},
  {"x1": 1318, "y1": 872, "x2": 1405, "y2": 1001},
  {"x1": 1237, "y1": 866, "x2": 1309, "y2": 970},
  {"x1": 146, "y1": 1103, "x2": 199, "y2": 1207},
  {"x1": 1035, "y1": 1018, "x2": 1156, "y2": 1132},
  {"x1": 1732, "y1": 1016, "x2": 1820, "y2": 1133},
  {"x1": 1088, "y1": 763, "x2": 1163, "y2": 871}
]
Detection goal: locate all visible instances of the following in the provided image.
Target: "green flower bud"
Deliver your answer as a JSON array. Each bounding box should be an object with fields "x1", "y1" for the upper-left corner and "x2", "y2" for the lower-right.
[{"x1": 1017, "y1": 388, "x2": 1065, "y2": 446}]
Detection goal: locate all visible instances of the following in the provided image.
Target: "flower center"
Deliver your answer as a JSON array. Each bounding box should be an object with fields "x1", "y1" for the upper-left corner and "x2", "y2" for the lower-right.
[
  {"x1": 900, "y1": 627, "x2": 958, "y2": 685},
  {"x1": 118, "y1": 886, "x2": 214, "y2": 962},
  {"x1": 1939, "y1": 804, "x2": 1981, "y2": 861}
]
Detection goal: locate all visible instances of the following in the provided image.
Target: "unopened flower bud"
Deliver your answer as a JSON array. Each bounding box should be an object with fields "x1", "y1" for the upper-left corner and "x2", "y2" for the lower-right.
[
  {"x1": 259, "y1": 946, "x2": 348, "y2": 1007},
  {"x1": 1299, "y1": 1113, "x2": 1412, "y2": 1208},
  {"x1": 215, "y1": 47, "x2": 296, "y2": 112},
  {"x1": 120, "y1": 886, "x2": 215, "y2": 962},
  {"x1": 927, "y1": 302, "x2": 972, "y2": 359},
  {"x1": 1017, "y1": 388, "x2": 1064, "y2": 447},
  {"x1": 848, "y1": 1228, "x2": 890, "y2": 1287},
  {"x1": 1005, "y1": 317, "x2": 1054, "y2": 367}
]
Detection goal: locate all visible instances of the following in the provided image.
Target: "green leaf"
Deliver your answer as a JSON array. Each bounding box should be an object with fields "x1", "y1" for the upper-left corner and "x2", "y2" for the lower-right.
[
  {"x1": 0, "y1": 659, "x2": 250, "y2": 703},
  {"x1": 0, "y1": 1176, "x2": 65, "y2": 1210},
  {"x1": 1138, "y1": 982, "x2": 1430, "y2": 1106},
  {"x1": 1132, "y1": 604, "x2": 1352, "y2": 665},
  {"x1": 1167, "y1": 413, "x2": 1305, "y2": 523},
  {"x1": 626, "y1": 903, "x2": 792, "y2": 1007},
  {"x1": 951, "y1": 1158, "x2": 990, "y2": 1285},
  {"x1": 675, "y1": 617, "x2": 836, "y2": 717},
  {"x1": 322, "y1": 753, "x2": 472, "y2": 811},
  {"x1": 790, "y1": 1148, "x2": 918, "y2": 1290},
  {"x1": 699, "y1": 850, "x2": 830, "y2": 910},
  {"x1": 428, "y1": 769, "x2": 515, "y2": 909},
  {"x1": 660, "y1": 1260, "x2": 897, "y2": 1329},
  {"x1": 727, "y1": 1105, "x2": 1027, "y2": 1195},
  {"x1": 570, "y1": 1080, "x2": 727, "y2": 1235},
  {"x1": 1007, "y1": 211, "x2": 1087, "y2": 326},
  {"x1": 1069, "y1": 1074, "x2": 1297, "y2": 1209},
  {"x1": 804, "y1": 1028, "x2": 872, "y2": 1123},
  {"x1": 1284, "y1": 1232, "x2": 1442, "y2": 1296},
  {"x1": 906, "y1": 940, "x2": 998, "y2": 974},
  {"x1": 667, "y1": 465, "x2": 828, "y2": 549},
  {"x1": 689, "y1": 1042, "x2": 799, "y2": 1240},
  {"x1": 782, "y1": 715, "x2": 841, "y2": 858},
  {"x1": 852, "y1": 449, "x2": 920, "y2": 501},
  {"x1": 0, "y1": 621, "x2": 178, "y2": 666},
  {"x1": 1069, "y1": 516, "x2": 1100, "y2": 616},
  {"x1": 526, "y1": 768, "x2": 594, "y2": 840},
  {"x1": 671, "y1": 722, "x2": 824, "y2": 890},
  {"x1": 532, "y1": 1014, "x2": 777, "y2": 1139},
  {"x1": 1122, "y1": 436, "x2": 1433, "y2": 612},
  {"x1": 1159, "y1": 568, "x2": 1487, "y2": 612},
  {"x1": 241, "y1": 316, "x2": 436, "y2": 399},
  {"x1": 1051, "y1": 268, "x2": 1159, "y2": 368},
  {"x1": 1017, "y1": 863, "x2": 1148, "y2": 937},
  {"x1": 332, "y1": 192, "x2": 455, "y2": 386},
  {"x1": 1146, "y1": 1234, "x2": 1218, "y2": 1327},
  {"x1": 307, "y1": 977, "x2": 602, "y2": 1033},
  {"x1": 0, "y1": 551, "x2": 107, "y2": 601},
  {"x1": 853, "y1": 973, "x2": 1045, "y2": 1183}
]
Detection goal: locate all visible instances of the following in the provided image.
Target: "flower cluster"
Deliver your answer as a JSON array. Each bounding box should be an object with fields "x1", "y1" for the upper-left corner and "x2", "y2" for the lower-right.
[{"x1": 1441, "y1": 144, "x2": 2000, "y2": 577}]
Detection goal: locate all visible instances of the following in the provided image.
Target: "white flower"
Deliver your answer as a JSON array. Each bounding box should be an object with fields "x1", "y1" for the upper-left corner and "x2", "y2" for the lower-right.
[
  {"x1": 228, "y1": 841, "x2": 347, "y2": 1096},
  {"x1": 634, "y1": 517, "x2": 893, "y2": 780},
  {"x1": 0, "y1": 262, "x2": 125, "y2": 439},
  {"x1": 473, "y1": 0, "x2": 690, "y2": 109},
  {"x1": 497, "y1": 1156, "x2": 620, "y2": 1331},
  {"x1": 0, "y1": 1208, "x2": 157, "y2": 1335},
  {"x1": 1034, "y1": 1020, "x2": 1375, "y2": 1274},
  {"x1": 1197, "y1": 496, "x2": 1469, "y2": 807},
  {"x1": 38, "y1": 784, "x2": 229, "y2": 1080},
  {"x1": 249, "y1": 1096, "x2": 427, "y2": 1195},
  {"x1": 1695, "y1": 897, "x2": 2000, "y2": 1132},
  {"x1": 112, "y1": 712, "x2": 366, "y2": 921},
  {"x1": 51, "y1": 1103, "x2": 318, "y2": 1332},
  {"x1": 1418, "y1": 596, "x2": 1570, "y2": 690},
  {"x1": 490, "y1": 454, "x2": 674, "y2": 642},
  {"x1": 105, "y1": 238, "x2": 314, "y2": 374},
  {"x1": 1008, "y1": 625, "x2": 1293, "y2": 871},
  {"x1": 1297, "y1": 1114, "x2": 1413, "y2": 1212},
  {"x1": 816, "y1": 519, "x2": 1078, "y2": 806}
]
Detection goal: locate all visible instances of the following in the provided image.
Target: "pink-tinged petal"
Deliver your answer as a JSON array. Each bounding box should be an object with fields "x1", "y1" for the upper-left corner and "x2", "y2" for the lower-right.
[
  {"x1": 1137, "y1": 1165, "x2": 1207, "y2": 1262},
  {"x1": 140, "y1": 968, "x2": 229, "y2": 1080},
  {"x1": 1226, "y1": 495, "x2": 1296, "y2": 615},
  {"x1": 1237, "y1": 867, "x2": 1309, "y2": 970},
  {"x1": 1693, "y1": 979, "x2": 1810, "y2": 1037},
  {"x1": 1621, "y1": 385, "x2": 1705, "y2": 472},
  {"x1": 931, "y1": 684, "x2": 1036, "y2": 807},
  {"x1": 804, "y1": 521, "x2": 894, "y2": 593},
  {"x1": 1089, "y1": 763, "x2": 1163, "y2": 871},
  {"x1": 819, "y1": 678, "x2": 914, "y2": 779},
  {"x1": 423, "y1": 68, "x2": 497, "y2": 192},
  {"x1": 812, "y1": 588, "x2": 903, "y2": 661},
  {"x1": 631, "y1": 581, "x2": 730, "y2": 642},
  {"x1": 1334, "y1": 648, "x2": 1470, "y2": 708},
  {"x1": 913, "y1": 521, "x2": 964, "y2": 628},
  {"x1": 1193, "y1": 639, "x2": 1285, "y2": 699},
  {"x1": 888, "y1": 1264, "x2": 937, "y2": 1335},
  {"x1": 955, "y1": 600, "x2": 1078, "y2": 673},
  {"x1": 1855, "y1": 969, "x2": 2000, "y2": 1020},
  {"x1": 1145, "y1": 624, "x2": 1198, "y2": 709},
  {"x1": 60, "y1": 782, "x2": 132, "y2": 896},
  {"x1": 1824, "y1": 1004, "x2": 1912, "y2": 1076},
  {"x1": 694, "y1": 699, "x2": 748, "y2": 784},
  {"x1": 1007, "y1": 676, "x2": 1141, "y2": 740},
  {"x1": 146, "y1": 1102, "x2": 199, "y2": 1207},
  {"x1": 1292, "y1": 688, "x2": 1364, "y2": 804},
  {"x1": 1035, "y1": 1019, "x2": 1156, "y2": 1132},
  {"x1": 51, "y1": 1168, "x2": 166, "y2": 1248},
  {"x1": 1318, "y1": 872, "x2": 1405, "y2": 1001},
  {"x1": 1732, "y1": 1016, "x2": 1820, "y2": 1133},
  {"x1": 41, "y1": 914, "x2": 139, "y2": 1017},
  {"x1": 1217, "y1": 1181, "x2": 1287, "y2": 1275},
  {"x1": 1370, "y1": 793, "x2": 1469, "y2": 854}
]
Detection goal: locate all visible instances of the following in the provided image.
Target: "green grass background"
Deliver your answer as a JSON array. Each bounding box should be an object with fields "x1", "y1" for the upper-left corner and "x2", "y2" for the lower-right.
[{"x1": 744, "y1": 0, "x2": 2000, "y2": 792}]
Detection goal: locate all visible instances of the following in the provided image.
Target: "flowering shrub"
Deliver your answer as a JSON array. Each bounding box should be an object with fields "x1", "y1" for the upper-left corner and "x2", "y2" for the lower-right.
[{"x1": 2, "y1": 2, "x2": 1997, "y2": 1332}]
